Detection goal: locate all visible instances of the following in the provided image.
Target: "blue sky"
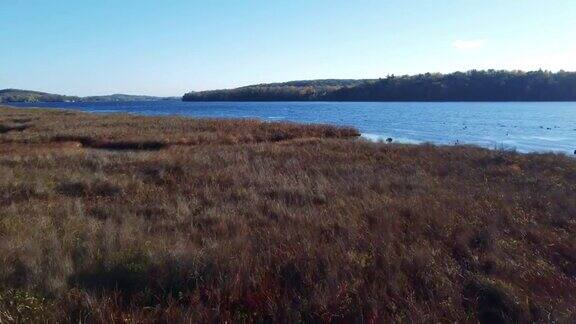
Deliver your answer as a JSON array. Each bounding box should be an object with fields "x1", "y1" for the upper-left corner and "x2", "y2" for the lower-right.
[{"x1": 1, "y1": 0, "x2": 575, "y2": 96}]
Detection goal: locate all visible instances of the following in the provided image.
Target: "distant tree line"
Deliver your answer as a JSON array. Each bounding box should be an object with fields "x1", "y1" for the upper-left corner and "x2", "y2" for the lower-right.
[
  {"x1": 0, "y1": 89, "x2": 177, "y2": 103},
  {"x1": 182, "y1": 70, "x2": 576, "y2": 102},
  {"x1": 183, "y1": 80, "x2": 368, "y2": 101},
  {"x1": 0, "y1": 89, "x2": 79, "y2": 103}
]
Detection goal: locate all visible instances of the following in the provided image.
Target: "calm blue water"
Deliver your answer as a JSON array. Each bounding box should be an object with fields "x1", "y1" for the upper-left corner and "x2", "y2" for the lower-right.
[{"x1": 9, "y1": 101, "x2": 576, "y2": 154}]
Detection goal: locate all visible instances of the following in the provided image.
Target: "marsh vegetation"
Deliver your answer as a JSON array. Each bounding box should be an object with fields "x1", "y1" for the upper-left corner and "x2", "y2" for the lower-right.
[{"x1": 0, "y1": 106, "x2": 575, "y2": 322}]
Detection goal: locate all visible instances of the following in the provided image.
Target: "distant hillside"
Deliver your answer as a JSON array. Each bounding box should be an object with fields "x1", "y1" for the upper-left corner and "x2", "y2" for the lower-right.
[
  {"x1": 81, "y1": 94, "x2": 178, "y2": 102},
  {"x1": 0, "y1": 89, "x2": 177, "y2": 103},
  {"x1": 0, "y1": 89, "x2": 79, "y2": 103},
  {"x1": 183, "y1": 70, "x2": 576, "y2": 102},
  {"x1": 183, "y1": 79, "x2": 371, "y2": 101}
]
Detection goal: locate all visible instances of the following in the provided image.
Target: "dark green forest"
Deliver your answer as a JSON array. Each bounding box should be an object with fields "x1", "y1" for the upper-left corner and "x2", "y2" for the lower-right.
[{"x1": 183, "y1": 70, "x2": 576, "y2": 102}]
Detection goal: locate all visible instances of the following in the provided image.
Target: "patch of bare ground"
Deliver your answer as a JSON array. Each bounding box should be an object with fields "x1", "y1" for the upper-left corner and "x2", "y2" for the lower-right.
[{"x1": 0, "y1": 106, "x2": 575, "y2": 323}]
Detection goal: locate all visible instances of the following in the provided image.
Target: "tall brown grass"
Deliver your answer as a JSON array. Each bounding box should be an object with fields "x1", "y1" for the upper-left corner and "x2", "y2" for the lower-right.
[{"x1": 0, "y1": 106, "x2": 575, "y2": 323}]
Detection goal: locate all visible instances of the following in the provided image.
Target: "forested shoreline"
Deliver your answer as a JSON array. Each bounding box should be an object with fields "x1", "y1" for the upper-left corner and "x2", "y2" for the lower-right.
[{"x1": 183, "y1": 70, "x2": 576, "y2": 102}]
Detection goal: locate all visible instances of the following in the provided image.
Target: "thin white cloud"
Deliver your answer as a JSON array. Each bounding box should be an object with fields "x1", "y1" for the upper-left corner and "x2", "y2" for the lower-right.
[{"x1": 452, "y1": 39, "x2": 486, "y2": 50}]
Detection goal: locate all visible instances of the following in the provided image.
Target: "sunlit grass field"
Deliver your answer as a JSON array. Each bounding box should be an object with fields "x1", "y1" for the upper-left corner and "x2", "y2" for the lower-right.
[{"x1": 0, "y1": 106, "x2": 575, "y2": 323}]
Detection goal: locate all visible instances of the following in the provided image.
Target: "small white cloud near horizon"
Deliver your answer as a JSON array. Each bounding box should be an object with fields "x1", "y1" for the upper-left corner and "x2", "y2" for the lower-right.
[{"x1": 452, "y1": 39, "x2": 486, "y2": 50}]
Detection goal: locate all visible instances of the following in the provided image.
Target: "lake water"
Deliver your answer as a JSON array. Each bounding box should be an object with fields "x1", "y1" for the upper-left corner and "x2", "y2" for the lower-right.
[{"x1": 9, "y1": 101, "x2": 576, "y2": 154}]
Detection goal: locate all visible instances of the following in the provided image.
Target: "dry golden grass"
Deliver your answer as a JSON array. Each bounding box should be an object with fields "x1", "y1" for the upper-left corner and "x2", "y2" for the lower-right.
[{"x1": 0, "y1": 106, "x2": 575, "y2": 323}]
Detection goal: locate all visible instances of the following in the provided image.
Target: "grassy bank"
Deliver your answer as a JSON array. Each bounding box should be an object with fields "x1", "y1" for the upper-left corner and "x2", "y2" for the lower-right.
[{"x1": 0, "y1": 106, "x2": 575, "y2": 323}]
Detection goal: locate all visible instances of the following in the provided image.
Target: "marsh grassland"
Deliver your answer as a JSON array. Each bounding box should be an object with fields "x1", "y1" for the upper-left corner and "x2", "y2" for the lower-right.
[{"x1": 0, "y1": 106, "x2": 575, "y2": 323}]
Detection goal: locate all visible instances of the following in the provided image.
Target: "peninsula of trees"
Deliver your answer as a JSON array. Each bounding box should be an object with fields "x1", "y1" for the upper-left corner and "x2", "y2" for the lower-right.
[
  {"x1": 0, "y1": 89, "x2": 177, "y2": 103},
  {"x1": 0, "y1": 89, "x2": 79, "y2": 103},
  {"x1": 183, "y1": 70, "x2": 576, "y2": 102}
]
